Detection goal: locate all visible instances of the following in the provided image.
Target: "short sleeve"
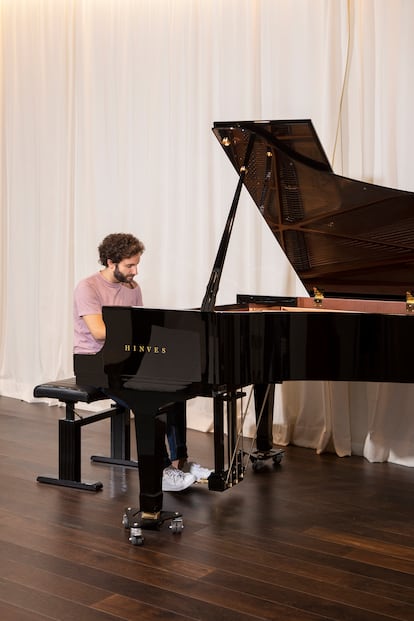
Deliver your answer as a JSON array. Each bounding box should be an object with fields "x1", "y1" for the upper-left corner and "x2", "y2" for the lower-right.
[{"x1": 74, "y1": 279, "x2": 102, "y2": 317}]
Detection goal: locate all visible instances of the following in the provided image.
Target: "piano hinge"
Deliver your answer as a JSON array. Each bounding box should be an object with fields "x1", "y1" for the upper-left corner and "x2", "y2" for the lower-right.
[
  {"x1": 313, "y1": 287, "x2": 324, "y2": 307},
  {"x1": 406, "y1": 291, "x2": 414, "y2": 313}
]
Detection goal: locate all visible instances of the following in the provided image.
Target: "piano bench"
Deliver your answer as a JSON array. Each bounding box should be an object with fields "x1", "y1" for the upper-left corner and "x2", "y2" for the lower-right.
[{"x1": 33, "y1": 377, "x2": 137, "y2": 491}]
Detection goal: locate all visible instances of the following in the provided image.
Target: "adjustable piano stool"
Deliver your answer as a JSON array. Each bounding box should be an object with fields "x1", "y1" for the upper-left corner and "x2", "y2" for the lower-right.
[{"x1": 33, "y1": 378, "x2": 137, "y2": 491}]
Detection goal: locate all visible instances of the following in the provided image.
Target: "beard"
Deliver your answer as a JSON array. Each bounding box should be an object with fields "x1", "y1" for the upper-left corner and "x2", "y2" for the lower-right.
[{"x1": 114, "y1": 264, "x2": 134, "y2": 284}]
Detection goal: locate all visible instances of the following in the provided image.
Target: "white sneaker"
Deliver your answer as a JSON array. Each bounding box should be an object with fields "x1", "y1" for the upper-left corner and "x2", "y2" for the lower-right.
[
  {"x1": 162, "y1": 466, "x2": 195, "y2": 492},
  {"x1": 187, "y1": 462, "x2": 213, "y2": 482}
]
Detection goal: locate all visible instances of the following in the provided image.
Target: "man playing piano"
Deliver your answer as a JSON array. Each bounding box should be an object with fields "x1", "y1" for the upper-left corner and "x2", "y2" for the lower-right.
[{"x1": 73, "y1": 232, "x2": 212, "y2": 492}]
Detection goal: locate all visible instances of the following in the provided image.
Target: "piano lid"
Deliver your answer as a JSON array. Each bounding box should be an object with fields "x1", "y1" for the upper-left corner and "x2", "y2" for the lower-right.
[{"x1": 212, "y1": 119, "x2": 414, "y2": 299}]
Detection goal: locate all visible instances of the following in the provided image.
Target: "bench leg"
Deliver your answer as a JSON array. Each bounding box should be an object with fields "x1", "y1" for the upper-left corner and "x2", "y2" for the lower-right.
[
  {"x1": 37, "y1": 404, "x2": 103, "y2": 491},
  {"x1": 90, "y1": 407, "x2": 138, "y2": 468}
]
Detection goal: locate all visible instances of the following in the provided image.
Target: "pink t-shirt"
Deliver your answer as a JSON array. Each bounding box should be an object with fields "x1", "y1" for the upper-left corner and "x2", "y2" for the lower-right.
[{"x1": 73, "y1": 271, "x2": 143, "y2": 354}]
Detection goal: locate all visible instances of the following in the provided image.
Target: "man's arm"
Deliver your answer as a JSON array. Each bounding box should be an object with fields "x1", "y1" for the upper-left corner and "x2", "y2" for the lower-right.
[{"x1": 82, "y1": 314, "x2": 106, "y2": 341}]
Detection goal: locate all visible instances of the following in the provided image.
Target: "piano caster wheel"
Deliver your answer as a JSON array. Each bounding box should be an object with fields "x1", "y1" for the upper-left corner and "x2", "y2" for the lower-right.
[
  {"x1": 252, "y1": 460, "x2": 265, "y2": 473},
  {"x1": 129, "y1": 534, "x2": 144, "y2": 546},
  {"x1": 122, "y1": 508, "x2": 183, "y2": 544},
  {"x1": 273, "y1": 452, "x2": 283, "y2": 465},
  {"x1": 169, "y1": 516, "x2": 184, "y2": 534},
  {"x1": 129, "y1": 523, "x2": 144, "y2": 546},
  {"x1": 250, "y1": 448, "x2": 284, "y2": 472}
]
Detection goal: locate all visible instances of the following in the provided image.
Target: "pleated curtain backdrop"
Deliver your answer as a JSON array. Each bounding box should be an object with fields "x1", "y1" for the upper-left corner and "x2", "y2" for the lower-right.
[{"x1": 1, "y1": 0, "x2": 414, "y2": 465}]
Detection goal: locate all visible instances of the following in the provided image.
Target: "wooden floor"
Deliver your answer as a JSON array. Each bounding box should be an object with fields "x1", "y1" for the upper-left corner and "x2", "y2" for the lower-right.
[{"x1": 1, "y1": 396, "x2": 414, "y2": 621}]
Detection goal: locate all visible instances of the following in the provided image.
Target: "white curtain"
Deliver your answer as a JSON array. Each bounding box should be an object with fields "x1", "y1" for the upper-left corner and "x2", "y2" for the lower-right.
[{"x1": 1, "y1": 0, "x2": 414, "y2": 466}]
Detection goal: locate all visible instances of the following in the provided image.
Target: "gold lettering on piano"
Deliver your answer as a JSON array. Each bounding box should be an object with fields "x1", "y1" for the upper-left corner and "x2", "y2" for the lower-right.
[{"x1": 124, "y1": 344, "x2": 167, "y2": 353}]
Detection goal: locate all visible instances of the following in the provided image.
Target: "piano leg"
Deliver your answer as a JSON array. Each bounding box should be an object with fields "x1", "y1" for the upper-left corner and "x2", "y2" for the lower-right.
[
  {"x1": 251, "y1": 384, "x2": 284, "y2": 470},
  {"x1": 132, "y1": 407, "x2": 165, "y2": 515},
  {"x1": 254, "y1": 383, "x2": 275, "y2": 452},
  {"x1": 113, "y1": 391, "x2": 183, "y2": 543},
  {"x1": 106, "y1": 390, "x2": 165, "y2": 513}
]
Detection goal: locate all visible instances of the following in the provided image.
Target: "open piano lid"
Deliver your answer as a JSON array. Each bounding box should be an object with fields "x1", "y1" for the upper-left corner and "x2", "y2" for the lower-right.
[{"x1": 212, "y1": 119, "x2": 414, "y2": 300}]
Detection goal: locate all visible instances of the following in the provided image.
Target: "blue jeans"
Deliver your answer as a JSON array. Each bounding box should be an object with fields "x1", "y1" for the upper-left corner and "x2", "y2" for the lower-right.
[{"x1": 165, "y1": 402, "x2": 188, "y2": 465}]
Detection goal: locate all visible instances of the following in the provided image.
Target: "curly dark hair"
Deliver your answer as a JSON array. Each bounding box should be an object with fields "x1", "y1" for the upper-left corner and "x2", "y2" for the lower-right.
[{"x1": 98, "y1": 233, "x2": 145, "y2": 266}]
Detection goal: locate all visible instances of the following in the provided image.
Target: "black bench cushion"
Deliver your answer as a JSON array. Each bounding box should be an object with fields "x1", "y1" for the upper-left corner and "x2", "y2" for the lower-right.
[{"x1": 33, "y1": 377, "x2": 107, "y2": 404}]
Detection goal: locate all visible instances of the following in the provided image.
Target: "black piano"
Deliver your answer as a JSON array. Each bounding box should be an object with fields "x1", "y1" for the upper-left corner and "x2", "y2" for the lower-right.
[{"x1": 75, "y1": 119, "x2": 414, "y2": 534}]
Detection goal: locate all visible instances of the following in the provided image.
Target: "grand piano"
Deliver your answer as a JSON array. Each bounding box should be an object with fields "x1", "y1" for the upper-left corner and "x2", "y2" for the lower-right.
[{"x1": 75, "y1": 119, "x2": 414, "y2": 534}]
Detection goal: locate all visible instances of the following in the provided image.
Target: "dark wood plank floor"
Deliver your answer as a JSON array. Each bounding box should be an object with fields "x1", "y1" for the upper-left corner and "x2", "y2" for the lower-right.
[{"x1": 1, "y1": 395, "x2": 414, "y2": 621}]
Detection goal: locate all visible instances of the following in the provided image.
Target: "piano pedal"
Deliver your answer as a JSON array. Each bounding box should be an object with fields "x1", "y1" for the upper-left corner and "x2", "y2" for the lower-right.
[
  {"x1": 208, "y1": 462, "x2": 245, "y2": 491},
  {"x1": 249, "y1": 448, "x2": 284, "y2": 472},
  {"x1": 122, "y1": 507, "x2": 183, "y2": 545}
]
